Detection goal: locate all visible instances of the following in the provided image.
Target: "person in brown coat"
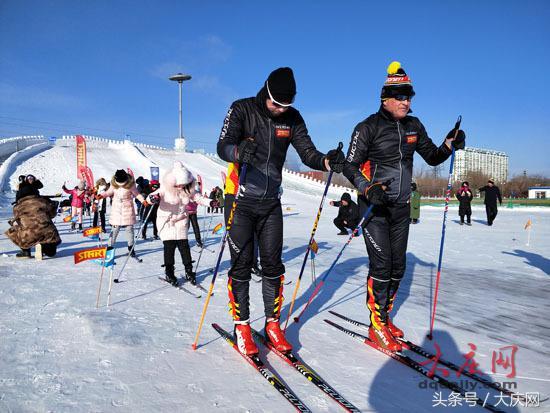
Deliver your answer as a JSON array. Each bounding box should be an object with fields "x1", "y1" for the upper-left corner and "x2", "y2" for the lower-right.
[{"x1": 5, "y1": 195, "x2": 61, "y2": 258}]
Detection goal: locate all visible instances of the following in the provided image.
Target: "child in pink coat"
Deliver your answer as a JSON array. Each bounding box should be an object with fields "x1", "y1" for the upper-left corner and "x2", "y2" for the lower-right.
[
  {"x1": 98, "y1": 169, "x2": 146, "y2": 257},
  {"x1": 145, "y1": 161, "x2": 213, "y2": 285},
  {"x1": 62, "y1": 181, "x2": 86, "y2": 231}
]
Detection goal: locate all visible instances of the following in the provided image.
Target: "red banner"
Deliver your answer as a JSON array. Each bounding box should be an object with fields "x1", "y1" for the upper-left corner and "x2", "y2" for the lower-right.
[
  {"x1": 74, "y1": 246, "x2": 106, "y2": 264},
  {"x1": 76, "y1": 135, "x2": 87, "y2": 179},
  {"x1": 82, "y1": 166, "x2": 94, "y2": 189}
]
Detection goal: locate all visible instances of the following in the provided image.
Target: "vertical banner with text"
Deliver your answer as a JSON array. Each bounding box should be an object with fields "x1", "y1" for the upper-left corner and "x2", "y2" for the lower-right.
[{"x1": 76, "y1": 135, "x2": 87, "y2": 180}]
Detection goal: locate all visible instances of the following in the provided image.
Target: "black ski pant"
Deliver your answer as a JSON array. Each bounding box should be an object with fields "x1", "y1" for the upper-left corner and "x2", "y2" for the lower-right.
[
  {"x1": 188, "y1": 213, "x2": 202, "y2": 244},
  {"x1": 359, "y1": 197, "x2": 410, "y2": 326},
  {"x1": 333, "y1": 216, "x2": 358, "y2": 233},
  {"x1": 485, "y1": 204, "x2": 498, "y2": 226},
  {"x1": 141, "y1": 205, "x2": 158, "y2": 238},
  {"x1": 163, "y1": 239, "x2": 193, "y2": 272},
  {"x1": 459, "y1": 214, "x2": 471, "y2": 224},
  {"x1": 225, "y1": 196, "x2": 285, "y2": 322},
  {"x1": 93, "y1": 210, "x2": 106, "y2": 232},
  {"x1": 225, "y1": 194, "x2": 259, "y2": 264}
]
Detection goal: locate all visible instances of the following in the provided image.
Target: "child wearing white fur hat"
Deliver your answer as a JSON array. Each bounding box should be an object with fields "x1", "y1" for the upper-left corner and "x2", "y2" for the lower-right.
[{"x1": 144, "y1": 161, "x2": 215, "y2": 285}]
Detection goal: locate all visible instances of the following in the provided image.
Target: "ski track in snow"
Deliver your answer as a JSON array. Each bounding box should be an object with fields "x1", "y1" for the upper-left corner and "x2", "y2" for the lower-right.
[{"x1": 0, "y1": 143, "x2": 549, "y2": 412}]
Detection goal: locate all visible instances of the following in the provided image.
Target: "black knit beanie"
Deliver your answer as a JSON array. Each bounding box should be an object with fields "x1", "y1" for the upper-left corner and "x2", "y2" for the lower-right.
[
  {"x1": 266, "y1": 67, "x2": 296, "y2": 104},
  {"x1": 115, "y1": 169, "x2": 128, "y2": 183}
]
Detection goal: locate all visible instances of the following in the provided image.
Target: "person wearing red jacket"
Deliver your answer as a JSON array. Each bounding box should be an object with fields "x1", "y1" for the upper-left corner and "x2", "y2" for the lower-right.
[{"x1": 62, "y1": 181, "x2": 86, "y2": 231}]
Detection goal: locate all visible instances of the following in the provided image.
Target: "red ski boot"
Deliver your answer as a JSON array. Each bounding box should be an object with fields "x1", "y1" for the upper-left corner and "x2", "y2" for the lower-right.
[
  {"x1": 368, "y1": 324, "x2": 402, "y2": 352},
  {"x1": 386, "y1": 317, "x2": 404, "y2": 338},
  {"x1": 234, "y1": 322, "x2": 259, "y2": 356},
  {"x1": 265, "y1": 318, "x2": 292, "y2": 353}
]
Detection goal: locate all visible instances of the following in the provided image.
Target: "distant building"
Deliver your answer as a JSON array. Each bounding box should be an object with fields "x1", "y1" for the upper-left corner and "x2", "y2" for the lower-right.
[
  {"x1": 452, "y1": 147, "x2": 509, "y2": 183},
  {"x1": 528, "y1": 186, "x2": 550, "y2": 199}
]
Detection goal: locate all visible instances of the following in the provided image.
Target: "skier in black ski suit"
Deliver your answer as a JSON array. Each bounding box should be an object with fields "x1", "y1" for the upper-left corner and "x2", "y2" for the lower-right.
[
  {"x1": 479, "y1": 179, "x2": 502, "y2": 226},
  {"x1": 217, "y1": 67, "x2": 345, "y2": 355},
  {"x1": 329, "y1": 192, "x2": 360, "y2": 235},
  {"x1": 343, "y1": 61, "x2": 466, "y2": 351}
]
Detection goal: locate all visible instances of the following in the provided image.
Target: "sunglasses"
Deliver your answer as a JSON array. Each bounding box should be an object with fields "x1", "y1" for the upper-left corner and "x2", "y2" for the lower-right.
[
  {"x1": 266, "y1": 80, "x2": 293, "y2": 108},
  {"x1": 394, "y1": 95, "x2": 413, "y2": 102}
]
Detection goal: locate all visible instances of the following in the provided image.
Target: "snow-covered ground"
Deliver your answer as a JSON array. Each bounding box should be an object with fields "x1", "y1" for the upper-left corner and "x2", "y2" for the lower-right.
[{"x1": 0, "y1": 143, "x2": 548, "y2": 412}]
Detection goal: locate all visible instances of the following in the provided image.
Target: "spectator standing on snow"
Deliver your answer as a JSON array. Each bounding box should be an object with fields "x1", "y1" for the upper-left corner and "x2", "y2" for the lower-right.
[
  {"x1": 479, "y1": 179, "x2": 502, "y2": 226},
  {"x1": 93, "y1": 178, "x2": 109, "y2": 233},
  {"x1": 456, "y1": 181, "x2": 473, "y2": 225},
  {"x1": 186, "y1": 200, "x2": 203, "y2": 248},
  {"x1": 410, "y1": 182, "x2": 421, "y2": 224},
  {"x1": 141, "y1": 180, "x2": 160, "y2": 240}
]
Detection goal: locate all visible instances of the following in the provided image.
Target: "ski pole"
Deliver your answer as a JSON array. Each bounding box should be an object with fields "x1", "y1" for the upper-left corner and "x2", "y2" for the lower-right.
[
  {"x1": 194, "y1": 214, "x2": 214, "y2": 273},
  {"x1": 284, "y1": 143, "x2": 342, "y2": 332},
  {"x1": 113, "y1": 204, "x2": 155, "y2": 283},
  {"x1": 428, "y1": 115, "x2": 462, "y2": 340},
  {"x1": 293, "y1": 204, "x2": 374, "y2": 324},
  {"x1": 95, "y1": 251, "x2": 107, "y2": 308},
  {"x1": 293, "y1": 177, "x2": 394, "y2": 324},
  {"x1": 192, "y1": 163, "x2": 248, "y2": 350}
]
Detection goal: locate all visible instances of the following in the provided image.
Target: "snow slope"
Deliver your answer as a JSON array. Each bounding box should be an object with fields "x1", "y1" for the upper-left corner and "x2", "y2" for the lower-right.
[{"x1": 0, "y1": 144, "x2": 549, "y2": 412}]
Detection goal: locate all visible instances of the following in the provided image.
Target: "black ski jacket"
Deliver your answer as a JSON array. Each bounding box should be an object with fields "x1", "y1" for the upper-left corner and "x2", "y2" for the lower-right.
[
  {"x1": 343, "y1": 107, "x2": 452, "y2": 204},
  {"x1": 479, "y1": 185, "x2": 502, "y2": 206},
  {"x1": 456, "y1": 188, "x2": 473, "y2": 215},
  {"x1": 217, "y1": 87, "x2": 327, "y2": 200},
  {"x1": 333, "y1": 199, "x2": 360, "y2": 227}
]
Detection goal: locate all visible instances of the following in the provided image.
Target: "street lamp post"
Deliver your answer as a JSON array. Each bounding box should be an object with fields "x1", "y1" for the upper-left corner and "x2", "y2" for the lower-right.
[{"x1": 169, "y1": 73, "x2": 192, "y2": 151}]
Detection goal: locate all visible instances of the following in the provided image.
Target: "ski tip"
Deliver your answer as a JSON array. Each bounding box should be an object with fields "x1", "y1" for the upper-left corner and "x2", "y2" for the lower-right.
[{"x1": 191, "y1": 343, "x2": 197, "y2": 351}]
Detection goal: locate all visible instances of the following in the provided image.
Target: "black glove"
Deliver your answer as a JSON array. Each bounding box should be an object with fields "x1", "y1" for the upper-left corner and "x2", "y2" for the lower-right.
[
  {"x1": 237, "y1": 139, "x2": 257, "y2": 164},
  {"x1": 365, "y1": 183, "x2": 388, "y2": 206},
  {"x1": 446, "y1": 129, "x2": 466, "y2": 150},
  {"x1": 325, "y1": 142, "x2": 345, "y2": 173}
]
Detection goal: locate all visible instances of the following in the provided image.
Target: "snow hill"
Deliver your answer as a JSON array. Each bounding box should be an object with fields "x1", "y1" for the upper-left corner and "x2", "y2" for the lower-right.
[{"x1": 0, "y1": 139, "x2": 548, "y2": 412}]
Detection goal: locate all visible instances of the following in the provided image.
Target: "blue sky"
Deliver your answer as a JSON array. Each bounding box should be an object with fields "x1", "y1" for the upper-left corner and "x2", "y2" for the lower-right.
[{"x1": 1, "y1": 0, "x2": 549, "y2": 176}]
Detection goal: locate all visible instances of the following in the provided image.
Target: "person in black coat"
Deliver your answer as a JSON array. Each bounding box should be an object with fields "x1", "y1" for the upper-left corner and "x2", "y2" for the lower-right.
[
  {"x1": 456, "y1": 181, "x2": 473, "y2": 225},
  {"x1": 479, "y1": 179, "x2": 502, "y2": 226},
  {"x1": 330, "y1": 192, "x2": 360, "y2": 235},
  {"x1": 15, "y1": 174, "x2": 44, "y2": 202}
]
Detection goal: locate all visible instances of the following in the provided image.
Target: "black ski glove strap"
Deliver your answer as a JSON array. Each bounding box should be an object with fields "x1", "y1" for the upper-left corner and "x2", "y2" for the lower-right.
[
  {"x1": 237, "y1": 139, "x2": 258, "y2": 164},
  {"x1": 325, "y1": 142, "x2": 345, "y2": 173},
  {"x1": 446, "y1": 129, "x2": 466, "y2": 150},
  {"x1": 365, "y1": 183, "x2": 388, "y2": 206}
]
